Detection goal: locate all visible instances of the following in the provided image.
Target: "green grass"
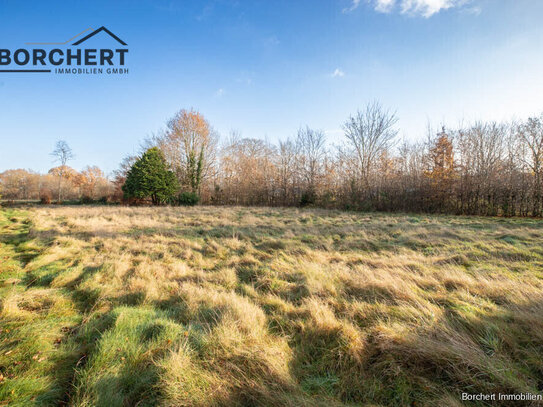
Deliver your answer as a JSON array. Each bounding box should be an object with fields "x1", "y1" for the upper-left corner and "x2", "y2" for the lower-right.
[{"x1": 1, "y1": 206, "x2": 543, "y2": 406}]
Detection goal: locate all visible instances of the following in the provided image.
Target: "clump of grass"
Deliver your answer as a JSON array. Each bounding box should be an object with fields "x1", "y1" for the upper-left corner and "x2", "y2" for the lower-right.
[
  {"x1": 72, "y1": 306, "x2": 186, "y2": 406},
  {"x1": 1, "y1": 206, "x2": 543, "y2": 406}
]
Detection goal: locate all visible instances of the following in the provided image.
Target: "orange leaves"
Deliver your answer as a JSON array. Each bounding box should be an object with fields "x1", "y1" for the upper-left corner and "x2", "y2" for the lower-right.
[
  {"x1": 167, "y1": 109, "x2": 211, "y2": 145},
  {"x1": 48, "y1": 165, "x2": 78, "y2": 180},
  {"x1": 80, "y1": 166, "x2": 106, "y2": 197},
  {"x1": 425, "y1": 132, "x2": 456, "y2": 185}
]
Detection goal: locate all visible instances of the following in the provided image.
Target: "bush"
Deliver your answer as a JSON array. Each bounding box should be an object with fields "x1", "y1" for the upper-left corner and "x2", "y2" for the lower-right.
[
  {"x1": 40, "y1": 191, "x2": 52, "y2": 204},
  {"x1": 178, "y1": 191, "x2": 199, "y2": 206},
  {"x1": 300, "y1": 191, "x2": 316, "y2": 207},
  {"x1": 122, "y1": 147, "x2": 179, "y2": 205},
  {"x1": 80, "y1": 195, "x2": 94, "y2": 204}
]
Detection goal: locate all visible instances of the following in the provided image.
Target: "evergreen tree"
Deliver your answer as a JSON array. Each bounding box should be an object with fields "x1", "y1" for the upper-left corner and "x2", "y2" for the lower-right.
[{"x1": 122, "y1": 147, "x2": 179, "y2": 205}]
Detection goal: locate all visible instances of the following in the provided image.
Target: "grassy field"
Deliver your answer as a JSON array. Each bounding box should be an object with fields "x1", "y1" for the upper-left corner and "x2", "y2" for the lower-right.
[{"x1": 1, "y1": 206, "x2": 543, "y2": 406}]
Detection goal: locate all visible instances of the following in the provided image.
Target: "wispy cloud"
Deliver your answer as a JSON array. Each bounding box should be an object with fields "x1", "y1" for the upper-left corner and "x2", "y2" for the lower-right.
[
  {"x1": 342, "y1": 0, "x2": 361, "y2": 13},
  {"x1": 344, "y1": 0, "x2": 476, "y2": 17},
  {"x1": 400, "y1": 0, "x2": 471, "y2": 17},
  {"x1": 331, "y1": 68, "x2": 345, "y2": 78},
  {"x1": 215, "y1": 88, "x2": 225, "y2": 97},
  {"x1": 462, "y1": 5, "x2": 482, "y2": 15},
  {"x1": 196, "y1": 4, "x2": 214, "y2": 21}
]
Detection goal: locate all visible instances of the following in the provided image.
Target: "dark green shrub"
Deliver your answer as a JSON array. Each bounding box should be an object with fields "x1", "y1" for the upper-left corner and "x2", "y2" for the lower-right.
[
  {"x1": 300, "y1": 191, "x2": 316, "y2": 207},
  {"x1": 122, "y1": 147, "x2": 179, "y2": 205},
  {"x1": 178, "y1": 191, "x2": 199, "y2": 206},
  {"x1": 80, "y1": 195, "x2": 94, "y2": 204}
]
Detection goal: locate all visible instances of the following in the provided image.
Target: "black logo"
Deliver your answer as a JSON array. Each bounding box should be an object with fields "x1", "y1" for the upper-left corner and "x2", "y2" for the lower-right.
[
  {"x1": 72, "y1": 27, "x2": 127, "y2": 46},
  {"x1": 0, "y1": 26, "x2": 129, "y2": 75}
]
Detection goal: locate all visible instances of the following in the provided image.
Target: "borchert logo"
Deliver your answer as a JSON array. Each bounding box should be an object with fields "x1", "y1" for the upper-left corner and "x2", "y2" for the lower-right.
[{"x1": 0, "y1": 26, "x2": 129, "y2": 75}]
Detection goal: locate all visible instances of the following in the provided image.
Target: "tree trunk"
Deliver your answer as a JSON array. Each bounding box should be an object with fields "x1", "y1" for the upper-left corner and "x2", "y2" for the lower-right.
[{"x1": 57, "y1": 174, "x2": 62, "y2": 203}]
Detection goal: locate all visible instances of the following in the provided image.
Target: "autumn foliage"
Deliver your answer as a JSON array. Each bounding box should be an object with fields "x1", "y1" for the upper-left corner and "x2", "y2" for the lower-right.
[{"x1": 1, "y1": 106, "x2": 543, "y2": 217}]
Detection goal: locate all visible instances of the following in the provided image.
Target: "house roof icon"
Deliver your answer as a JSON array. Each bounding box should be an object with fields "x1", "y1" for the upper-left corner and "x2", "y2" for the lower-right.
[{"x1": 72, "y1": 26, "x2": 127, "y2": 46}]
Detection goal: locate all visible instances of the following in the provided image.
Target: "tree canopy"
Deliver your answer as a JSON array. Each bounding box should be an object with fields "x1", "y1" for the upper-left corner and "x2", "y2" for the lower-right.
[{"x1": 122, "y1": 147, "x2": 179, "y2": 205}]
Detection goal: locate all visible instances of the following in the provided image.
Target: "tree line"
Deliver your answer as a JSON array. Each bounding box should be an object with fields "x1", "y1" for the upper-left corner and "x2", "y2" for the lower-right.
[
  {"x1": 0, "y1": 166, "x2": 112, "y2": 204},
  {"x1": 2, "y1": 103, "x2": 543, "y2": 216}
]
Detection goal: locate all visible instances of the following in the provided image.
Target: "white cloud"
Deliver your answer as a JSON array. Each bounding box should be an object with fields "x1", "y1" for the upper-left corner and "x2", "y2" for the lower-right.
[
  {"x1": 345, "y1": 0, "x2": 475, "y2": 17},
  {"x1": 375, "y1": 0, "x2": 395, "y2": 13},
  {"x1": 332, "y1": 68, "x2": 345, "y2": 77},
  {"x1": 399, "y1": 0, "x2": 469, "y2": 17},
  {"x1": 215, "y1": 88, "x2": 225, "y2": 97}
]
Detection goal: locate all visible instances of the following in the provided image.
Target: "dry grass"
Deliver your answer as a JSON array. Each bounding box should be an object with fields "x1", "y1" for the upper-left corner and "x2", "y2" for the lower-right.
[{"x1": 1, "y1": 206, "x2": 543, "y2": 406}]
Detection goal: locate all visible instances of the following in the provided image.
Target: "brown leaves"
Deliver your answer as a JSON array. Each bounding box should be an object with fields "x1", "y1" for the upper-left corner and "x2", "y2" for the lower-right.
[
  {"x1": 32, "y1": 352, "x2": 46, "y2": 362},
  {"x1": 425, "y1": 133, "x2": 456, "y2": 185}
]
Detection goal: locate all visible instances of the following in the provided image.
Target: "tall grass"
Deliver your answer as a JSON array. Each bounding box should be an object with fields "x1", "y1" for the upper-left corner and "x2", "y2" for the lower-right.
[{"x1": 1, "y1": 206, "x2": 542, "y2": 406}]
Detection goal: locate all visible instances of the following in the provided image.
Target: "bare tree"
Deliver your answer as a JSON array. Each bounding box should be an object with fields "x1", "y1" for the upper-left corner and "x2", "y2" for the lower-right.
[
  {"x1": 219, "y1": 136, "x2": 276, "y2": 205},
  {"x1": 517, "y1": 115, "x2": 543, "y2": 216},
  {"x1": 0, "y1": 169, "x2": 33, "y2": 200},
  {"x1": 342, "y1": 102, "x2": 398, "y2": 190},
  {"x1": 456, "y1": 122, "x2": 505, "y2": 214},
  {"x1": 397, "y1": 140, "x2": 426, "y2": 211},
  {"x1": 296, "y1": 127, "x2": 326, "y2": 201},
  {"x1": 50, "y1": 140, "x2": 74, "y2": 203},
  {"x1": 4, "y1": 104, "x2": 542, "y2": 216},
  {"x1": 277, "y1": 139, "x2": 297, "y2": 205}
]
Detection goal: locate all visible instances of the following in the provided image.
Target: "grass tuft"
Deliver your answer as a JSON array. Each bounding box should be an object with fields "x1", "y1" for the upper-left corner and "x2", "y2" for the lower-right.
[{"x1": 1, "y1": 206, "x2": 542, "y2": 406}]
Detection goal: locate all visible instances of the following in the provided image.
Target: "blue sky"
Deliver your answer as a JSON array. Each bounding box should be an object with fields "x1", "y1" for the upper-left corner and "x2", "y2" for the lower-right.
[{"x1": 0, "y1": 0, "x2": 542, "y2": 174}]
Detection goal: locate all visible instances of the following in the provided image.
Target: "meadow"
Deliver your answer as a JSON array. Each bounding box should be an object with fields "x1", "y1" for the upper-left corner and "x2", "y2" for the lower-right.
[{"x1": 1, "y1": 206, "x2": 543, "y2": 406}]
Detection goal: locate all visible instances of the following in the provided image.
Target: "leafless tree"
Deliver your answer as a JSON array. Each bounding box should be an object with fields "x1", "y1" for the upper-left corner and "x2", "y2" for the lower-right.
[
  {"x1": 517, "y1": 115, "x2": 543, "y2": 216},
  {"x1": 277, "y1": 139, "x2": 297, "y2": 204},
  {"x1": 296, "y1": 126, "x2": 326, "y2": 198},
  {"x1": 455, "y1": 122, "x2": 505, "y2": 214},
  {"x1": 50, "y1": 140, "x2": 74, "y2": 202},
  {"x1": 219, "y1": 136, "x2": 277, "y2": 205},
  {"x1": 4, "y1": 104, "x2": 543, "y2": 217},
  {"x1": 342, "y1": 102, "x2": 398, "y2": 190}
]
